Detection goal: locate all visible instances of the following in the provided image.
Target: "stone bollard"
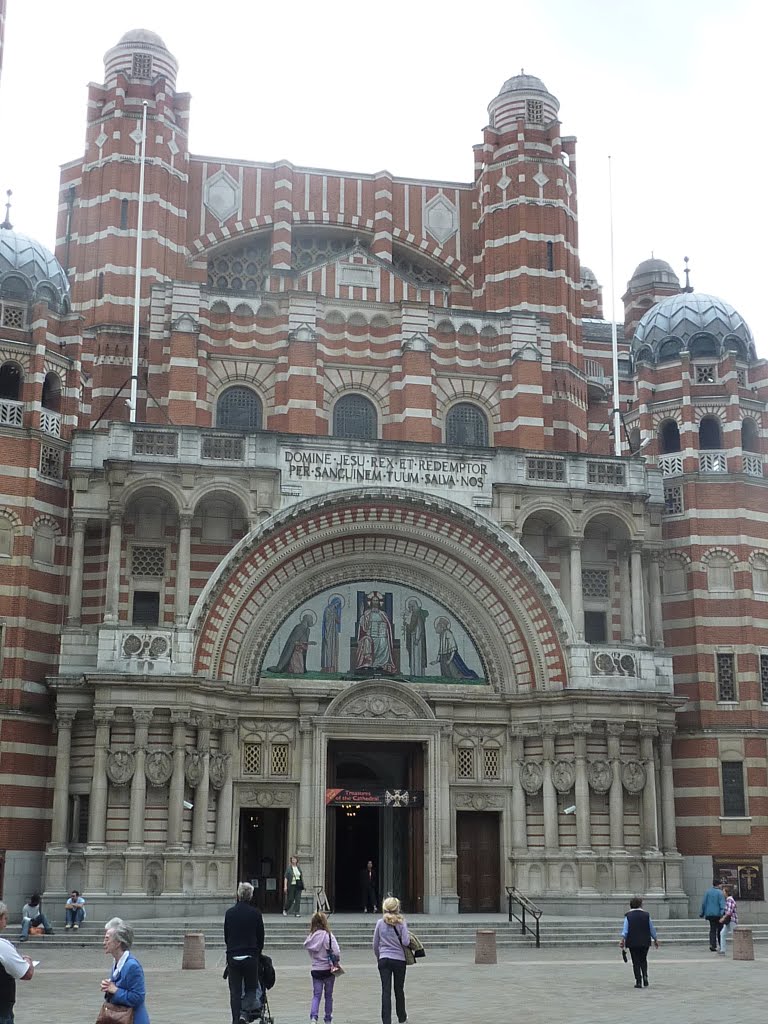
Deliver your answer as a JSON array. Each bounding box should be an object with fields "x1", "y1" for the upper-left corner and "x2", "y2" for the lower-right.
[
  {"x1": 474, "y1": 929, "x2": 497, "y2": 965},
  {"x1": 181, "y1": 931, "x2": 206, "y2": 970},
  {"x1": 732, "y1": 927, "x2": 755, "y2": 961}
]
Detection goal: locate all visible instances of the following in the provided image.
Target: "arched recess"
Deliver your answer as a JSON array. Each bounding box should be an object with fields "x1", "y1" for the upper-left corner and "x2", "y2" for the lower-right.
[{"x1": 190, "y1": 490, "x2": 572, "y2": 693}]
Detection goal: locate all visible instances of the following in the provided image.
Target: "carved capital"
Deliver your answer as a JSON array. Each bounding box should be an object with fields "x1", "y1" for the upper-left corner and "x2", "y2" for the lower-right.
[
  {"x1": 606, "y1": 722, "x2": 625, "y2": 737},
  {"x1": 571, "y1": 719, "x2": 592, "y2": 736},
  {"x1": 71, "y1": 516, "x2": 88, "y2": 535},
  {"x1": 658, "y1": 726, "x2": 675, "y2": 746},
  {"x1": 55, "y1": 707, "x2": 77, "y2": 728},
  {"x1": 93, "y1": 710, "x2": 115, "y2": 726},
  {"x1": 133, "y1": 709, "x2": 154, "y2": 726},
  {"x1": 639, "y1": 723, "x2": 658, "y2": 738},
  {"x1": 179, "y1": 513, "x2": 194, "y2": 530},
  {"x1": 170, "y1": 710, "x2": 189, "y2": 727},
  {"x1": 108, "y1": 503, "x2": 123, "y2": 527}
]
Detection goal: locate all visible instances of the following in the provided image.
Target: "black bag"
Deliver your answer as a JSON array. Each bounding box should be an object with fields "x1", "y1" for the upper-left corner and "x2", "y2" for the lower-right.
[{"x1": 260, "y1": 953, "x2": 276, "y2": 991}]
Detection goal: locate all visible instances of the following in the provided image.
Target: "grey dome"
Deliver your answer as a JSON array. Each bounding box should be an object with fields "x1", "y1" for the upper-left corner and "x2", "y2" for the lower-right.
[
  {"x1": 499, "y1": 72, "x2": 550, "y2": 95},
  {"x1": 580, "y1": 265, "x2": 598, "y2": 286},
  {"x1": 628, "y1": 258, "x2": 679, "y2": 290},
  {"x1": 118, "y1": 28, "x2": 168, "y2": 48},
  {"x1": 634, "y1": 292, "x2": 753, "y2": 351},
  {"x1": 0, "y1": 227, "x2": 70, "y2": 312}
]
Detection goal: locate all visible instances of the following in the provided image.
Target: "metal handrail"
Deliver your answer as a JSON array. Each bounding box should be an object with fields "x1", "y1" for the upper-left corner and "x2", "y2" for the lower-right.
[{"x1": 506, "y1": 886, "x2": 542, "y2": 948}]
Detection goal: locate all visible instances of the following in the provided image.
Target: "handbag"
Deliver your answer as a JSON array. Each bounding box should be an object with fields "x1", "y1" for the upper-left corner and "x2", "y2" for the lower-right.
[
  {"x1": 327, "y1": 934, "x2": 344, "y2": 975},
  {"x1": 394, "y1": 926, "x2": 425, "y2": 966},
  {"x1": 96, "y1": 1001, "x2": 134, "y2": 1024}
]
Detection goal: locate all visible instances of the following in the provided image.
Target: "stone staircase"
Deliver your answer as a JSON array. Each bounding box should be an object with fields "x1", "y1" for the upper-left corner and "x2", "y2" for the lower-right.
[{"x1": 18, "y1": 915, "x2": 768, "y2": 952}]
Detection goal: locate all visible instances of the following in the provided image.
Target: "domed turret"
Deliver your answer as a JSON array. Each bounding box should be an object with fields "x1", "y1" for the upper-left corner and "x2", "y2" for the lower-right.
[
  {"x1": 488, "y1": 70, "x2": 559, "y2": 133},
  {"x1": 627, "y1": 258, "x2": 680, "y2": 292},
  {"x1": 633, "y1": 292, "x2": 754, "y2": 360},
  {"x1": 580, "y1": 266, "x2": 603, "y2": 318},
  {"x1": 103, "y1": 28, "x2": 178, "y2": 90},
  {"x1": 622, "y1": 255, "x2": 681, "y2": 340},
  {"x1": 0, "y1": 218, "x2": 70, "y2": 313}
]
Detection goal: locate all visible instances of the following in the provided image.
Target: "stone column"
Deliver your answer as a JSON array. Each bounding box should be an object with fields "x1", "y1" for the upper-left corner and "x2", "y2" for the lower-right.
[
  {"x1": 103, "y1": 506, "x2": 123, "y2": 624},
  {"x1": 619, "y1": 545, "x2": 632, "y2": 642},
  {"x1": 215, "y1": 719, "x2": 236, "y2": 852},
  {"x1": 542, "y1": 727, "x2": 558, "y2": 850},
  {"x1": 296, "y1": 720, "x2": 314, "y2": 855},
  {"x1": 559, "y1": 545, "x2": 571, "y2": 614},
  {"x1": 647, "y1": 551, "x2": 663, "y2": 647},
  {"x1": 192, "y1": 717, "x2": 212, "y2": 852},
  {"x1": 658, "y1": 727, "x2": 678, "y2": 853},
  {"x1": 65, "y1": 517, "x2": 87, "y2": 626},
  {"x1": 573, "y1": 723, "x2": 591, "y2": 853},
  {"x1": 569, "y1": 539, "x2": 584, "y2": 640},
  {"x1": 166, "y1": 713, "x2": 188, "y2": 850},
  {"x1": 440, "y1": 726, "x2": 454, "y2": 851},
  {"x1": 640, "y1": 725, "x2": 660, "y2": 852},
  {"x1": 630, "y1": 542, "x2": 647, "y2": 644},
  {"x1": 174, "y1": 513, "x2": 193, "y2": 626},
  {"x1": 50, "y1": 708, "x2": 77, "y2": 845},
  {"x1": 127, "y1": 710, "x2": 152, "y2": 847},
  {"x1": 509, "y1": 729, "x2": 528, "y2": 851},
  {"x1": 607, "y1": 723, "x2": 625, "y2": 852},
  {"x1": 88, "y1": 710, "x2": 114, "y2": 846}
]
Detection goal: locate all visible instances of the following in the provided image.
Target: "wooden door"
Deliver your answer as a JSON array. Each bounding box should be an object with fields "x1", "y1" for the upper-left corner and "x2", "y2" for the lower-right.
[{"x1": 456, "y1": 811, "x2": 500, "y2": 912}]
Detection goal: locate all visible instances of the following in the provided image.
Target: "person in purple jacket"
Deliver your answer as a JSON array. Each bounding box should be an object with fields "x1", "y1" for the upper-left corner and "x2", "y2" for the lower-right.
[
  {"x1": 303, "y1": 912, "x2": 341, "y2": 1024},
  {"x1": 372, "y1": 896, "x2": 409, "y2": 1024}
]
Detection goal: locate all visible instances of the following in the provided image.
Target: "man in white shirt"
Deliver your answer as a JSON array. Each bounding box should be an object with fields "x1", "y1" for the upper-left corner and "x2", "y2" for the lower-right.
[{"x1": 0, "y1": 901, "x2": 34, "y2": 1024}]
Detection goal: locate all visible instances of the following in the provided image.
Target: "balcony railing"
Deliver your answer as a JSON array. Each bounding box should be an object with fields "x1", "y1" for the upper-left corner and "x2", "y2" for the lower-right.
[
  {"x1": 40, "y1": 409, "x2": 61, "y2": 437},
  {"x1": 743, "y1": 454, "x2": 763, "y2": 477},
  {"x1": 699, "y1": 451, "x2": 727, "y2": 474},
  {"x1": 658, "y1": 453, "x2": 683, "y2": 477},
  {"x1": 0, "y1": 398, "x2": 23, "y2": 427}
]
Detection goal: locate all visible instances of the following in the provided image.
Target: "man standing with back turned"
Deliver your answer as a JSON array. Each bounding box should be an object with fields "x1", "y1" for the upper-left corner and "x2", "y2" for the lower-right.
[
  {"x1": 0, "y1": 901, "x2": 35, "y2": 1024},
  {"x1": 619, "y1": 897, "x2": 659, "y2": 989},
  {"x1": 225, "y1": 883, "x2": 265, "y2": 1024},
  {"x1": 700, "y1": 878, "x2": 726, "y2": 952}
]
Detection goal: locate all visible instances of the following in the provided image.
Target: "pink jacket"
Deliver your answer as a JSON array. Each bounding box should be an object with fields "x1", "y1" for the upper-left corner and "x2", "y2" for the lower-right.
[{"x1": 304, "y1": 929, "x2": 341, "y2": 972}]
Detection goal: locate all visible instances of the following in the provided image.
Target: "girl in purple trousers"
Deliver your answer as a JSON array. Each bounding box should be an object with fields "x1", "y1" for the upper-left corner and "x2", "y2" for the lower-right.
[{"x1": 303, "y1": 912, "x2": 341, "y2": 1023}]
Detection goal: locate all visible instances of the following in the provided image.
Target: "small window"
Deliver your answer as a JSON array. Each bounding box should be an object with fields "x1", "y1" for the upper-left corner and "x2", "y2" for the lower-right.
[
  {"x1": 483, "y1": 747, "x2": 500, "y2": 780},
  {"x1": 742, "y1": 419, "x2": 760, "y2": 453},
  {"x1": 131, "y1": 53, "x2": 153, "y2": 78},
  {"x1": 526, "y1": 99, "x2": 543, "y2": 123},
  {"x1": 662, "y1": 558, "x2": 687, "y2": 595},
  {"x1": 120, "y1": 199, "x2": 129, "y2": 230},
  {"x1": 584, "y1": 610, "x2": 607, "y2": 643},
  {"x1": 32, "y1": 523, "x2": 56, "y2": 565},
  {"x1": 716, "y1": 653, "x2": 736, "y2": 702},
  {"x1": 699, "y1": 416, "x2": 722, "y2": 450},
  {"x1": 98, "y1": 272, "x2": 104, "y2": 299},
  {"x1": 658, "y1": 339, "x2": 682, "y2": 362},
  {"x1": 68, "y1": 794, "x2": 90, "y2": 844},
  {"x1": 663, "y1": 485, "x2": 684, "y2": 516},
  {"x1": 546, "y1": 241, "x2": 554, "y2": 272},
  {"x1": 132, "y1": 591, "x2": 160, "y2": 626},
  {"x1": 457, "y1": 747, "x2": 474, "y2": 779},
  {"x1": 446, "y1": 403, "x2": 489, "y2": 447},
  {"x1": 0, "y1": 519, "x2": 13, "y2": 557},
  {"x1": 707, "y1": 555, "x2": 734, "y2": 593},
  {"x1": 721, "y1": 761, "x2": 746, "y2": 817},
  {"x1": 659, "y1": 420, "x2": 681, "y2": 454},
  {"x1": 41, "y1": 372, "x2": 61, "y2": 412},
  {"x1": 582, "y1": 569, "x2": 609, "y2": 599},
  {"x1": 0, "y1": 361, "x2": 23, "y2": 401},
  {"x1": 216, "y1": 386, "x2": 263, "y2": 430},
  {"x1": 753, "y1": 556, "x2": 768, "y2": 595},
  {"x1": 760, "y1": 654, "x2": 768, "y2": 703},
  {"x1": 243, "y1": 743, "x2": 262, "y2": 776},
  {"x1": 131, "y1": 545, "x2": 166, "y2": 577},
  {"x1": 332, "y1": 394, "x2": 377, "y2": 440},
  {"x1": 736, "y1": 368, "x2": 748, "y2": 386},
  {"x1": 695, "y1": 365, "x2": 716, "y2": 384},
  {"x1": 271, "y1": 743, "x2": 289, "y2": 776}
]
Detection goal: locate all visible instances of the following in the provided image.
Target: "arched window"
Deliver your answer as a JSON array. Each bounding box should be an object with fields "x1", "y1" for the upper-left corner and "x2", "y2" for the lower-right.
[
  {"x1": 0, "y1": 517, "x2": 13, "y2": 557},
  {"x1": 662, "y1": 556, "x2": 687, "y2": 595},
  {"x1": 705, "y1": 553, "x2": 734, "y2": 593},
  {"x1": 752, "y1": 554, "x2": 768, "y2": 595},
  {"x1": 446, "y1": 403, "x2": 489, "y2": 446},
  {"x1": 0, "y1": 361, "x2": 23, "y2": 401},
  {"x1": 0, "y1": 275, "x2": 30, "y2": 301},
  {"x1": 332, "y1": 394, "x2": 377, "y2": 440},
  {"x1": 628, "y1": 427, "x2": 641, "y2": 453},
  {"x1": 36, "y1": 284, "x2": 58, "y2": 311},
  {"x1": 659, "y1": 419, "x2": 681, "y2": 454},
  {"x1": 699, "y1": 416, "x2": 722, "y2": 450},
  {"x1": 689, "y1": 334, "x2": 718, "y2": 359},
  {"x1": 742, "y1": 418, "x2": 760, "y2": 453},
  {"x1": 32, "y1": 522, "x2": 56, "y2": 565},
  {"x1": 658, "y1": 338, "x2": 682, "y2": 362},
  {"x1": 635, "y1": 347, "x2": 654, "y2": 364},
  {"x1": 41, "y1": 372, "x2": 61, "y2": 412},
  {"x1": 216, "y1": 386, "x2": 262, "y2": 430}
]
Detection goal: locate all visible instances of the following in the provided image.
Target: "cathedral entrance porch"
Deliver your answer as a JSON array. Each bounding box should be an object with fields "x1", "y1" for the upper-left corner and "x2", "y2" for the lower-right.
[{"x1": 237, "y1": 807, "x2": 287, "y2": 914}]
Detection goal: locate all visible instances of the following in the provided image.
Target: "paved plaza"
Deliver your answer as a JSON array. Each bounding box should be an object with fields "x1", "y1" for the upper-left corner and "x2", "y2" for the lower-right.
[{"x1": 9, "y1": 942, "x2": 765, "y2": 1024}]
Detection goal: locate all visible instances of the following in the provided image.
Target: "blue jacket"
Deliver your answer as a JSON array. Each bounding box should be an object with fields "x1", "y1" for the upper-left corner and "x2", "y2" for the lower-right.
[
  {"x1": 700, "y1": 886, "x2": 725, "y2": 918},
  {"x1": 105, "y1": 955, "x2": 149, "y2": 1024}
]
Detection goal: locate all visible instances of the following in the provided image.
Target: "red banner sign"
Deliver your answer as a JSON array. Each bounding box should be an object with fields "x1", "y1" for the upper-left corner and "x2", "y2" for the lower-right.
[{"x1": 325, "y1": 787, "x2": 423, "y2": 807}]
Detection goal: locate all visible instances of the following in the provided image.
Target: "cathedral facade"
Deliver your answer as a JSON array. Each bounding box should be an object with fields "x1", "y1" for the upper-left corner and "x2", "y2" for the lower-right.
[{"x1": 0, "y1": 28, "x2": 766, "y2": 919}]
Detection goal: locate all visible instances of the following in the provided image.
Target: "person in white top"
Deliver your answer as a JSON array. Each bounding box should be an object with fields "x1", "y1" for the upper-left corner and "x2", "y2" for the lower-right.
[{"x1": 0, "y1": 901, "x2": 35, "y2": 1024}]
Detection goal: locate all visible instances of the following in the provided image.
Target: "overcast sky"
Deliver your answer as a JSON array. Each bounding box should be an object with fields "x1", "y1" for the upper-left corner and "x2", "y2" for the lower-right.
[{"x1": 0, "y1": 0, "x2": 763, "y2": 350}]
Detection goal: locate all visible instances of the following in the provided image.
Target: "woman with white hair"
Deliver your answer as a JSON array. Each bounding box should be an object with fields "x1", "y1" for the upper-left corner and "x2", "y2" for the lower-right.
[
  {"x1": 372, "y1": 896, "x2": 409, "y2": 1024},
  {"x1": 99, "y1": 919, "x2": 150, "y2": 1023}
]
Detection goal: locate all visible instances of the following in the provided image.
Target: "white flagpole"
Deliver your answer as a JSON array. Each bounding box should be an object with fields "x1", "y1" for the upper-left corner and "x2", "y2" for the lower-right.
[
  {"x1": 608, "y1": 155, "x2": 621, "y2": 456},
  {"x1": 129, "y1": 101, "x2": 149, "y2": 424}
]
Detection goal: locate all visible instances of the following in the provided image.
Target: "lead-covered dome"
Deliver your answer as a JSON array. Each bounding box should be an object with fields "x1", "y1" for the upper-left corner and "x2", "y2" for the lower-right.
[
  {"x1": 633, "y1": 292, "x2": 754, "y2": 361},
  {"x1": 104, "y1": 28, "x2": 178, "y2": 89},
  {"x1": 0, "y1": 226, "x2": 70, "y2": 313},
  {"x1": 488, "y1": 70, "x2": 559, "y2": 132},
  {"x1": 627, "y1": 258, "x2": 679, "y2": 291}
]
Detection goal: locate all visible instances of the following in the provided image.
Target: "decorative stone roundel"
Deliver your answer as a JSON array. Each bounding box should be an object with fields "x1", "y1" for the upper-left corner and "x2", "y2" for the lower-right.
[
  {"x1": 552, "y1": 760, "x2": 576, "y2": 794},
  {"x1": 520, "y1": 761, "x2": 544, "y2": 795},
  {"x1": 185, "y1": 750, "x2": 204, "y2": 788},
  {"x1": 209, "y1": 752, "x2": 229, "y2": 790},
  {"x1": 144, "y1": 749, "x2": 173, "y2": 787},
  {"x1": 587, "y1": 759, "x2": 612, "y2": 794},
  {"x1": 621, "y1": 760, "x2": 646, "y2": 793},
  {"x1": 106, "y1": 749, "x2": 135, "y2": 786},
  {"x1": 424, "y1": 194, "x2": 459, "y2": 247}
]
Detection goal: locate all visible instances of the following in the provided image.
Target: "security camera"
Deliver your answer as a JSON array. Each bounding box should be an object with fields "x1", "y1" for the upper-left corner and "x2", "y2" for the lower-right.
[
  {"x1": 637, "y1": 436, "x2": 651, "y2": 451},
  {"x1": 183, "y1": 800, "x2": 194, "y2": 810},
  {"x1": 563, "y1": 805, "x2": 576, "y2": 815}
]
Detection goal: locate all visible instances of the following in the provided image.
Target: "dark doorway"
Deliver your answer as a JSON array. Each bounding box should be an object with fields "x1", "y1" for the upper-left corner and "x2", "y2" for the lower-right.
[
  {"x1": 456, "y1": 811, "x2": 500, "y2": 912},
  {"x1": 238, "y1": 808, "x2": 287, "y2": 913},
  {"x1": 334, "y1": 806, "x2": 379, "y2": 911}
]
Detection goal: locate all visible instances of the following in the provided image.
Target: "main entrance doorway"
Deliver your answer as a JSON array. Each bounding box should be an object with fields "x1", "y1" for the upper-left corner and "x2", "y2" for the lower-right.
[
  {"x1": 326, "y1": 740, "x2": 424, "y2": 913},
  {"x1": 238, "y1": 808, "x2": 287, "y2": 913},
  {"x1": 456, "y1": 811, "x2": 500, "y2": 912}
]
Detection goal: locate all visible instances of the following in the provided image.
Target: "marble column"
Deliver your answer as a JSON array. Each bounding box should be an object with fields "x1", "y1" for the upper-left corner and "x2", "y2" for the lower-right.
[
  {"x1": 658, "y1": 727, "x2": 678, "y2": 853},
  {"x1": 607, "y1": 723, "x2": 625, "y2": 852},
  {"x1": 647, "y1": 551, "x2": 663, "y2": 647},
  {"x1": 50, "y1": 708, "x2": 77, "y2": 845},
  {"x1": 640, "y1": 726, "x2": 660, "y2": 852},
  {"x1": 166, "y1": 713, "x2": 188, "y2": 850},
  {"x1": 573, "y1": 723, "x2": 591, "y2": 853},
  {"x1": 174, "y1": 513, "x2": 193, "y2": 626},
  {"x1": 510, "y1": 730, "x2": 528, "y2": 851},
  {"x1": 542, "y1": 728, "x2": 558, "y2": 850},
  {"x1": 630, "y1": 542, "x2": 646, "y2": 644},
  {"x1": 618, "y1": 545, "x2": 632, "y2": 642},
  {"x1": 215, "y1": 719, "x2": 236, "y2": 852},
  {"x1": 297, "y1": 719, "x2": 314, "y2": 855},
  {"x1": 88, "y1": 710, "x2": 114, "y2": 846},
  {"x1": 191, "y1": 717, "x2": 212, "y2": 852},
  {"x1": 103, "y1": 507, "x2": 123, "y2": 624},
  {"x1": 65, "y1": 517, "x2": 87, "y2": 626},
  {"x1": 559, "y1": 545, "x2": 571, "y2": 615},
  {"x1": 127, "y1": 710, "x2": 152, "y2": 847},
  {"x1": 569, "y1": 539, "x2": 584, "y2": 640},
  {"x1": 440, "y1": 726, "x2": 454, "y2": 852}
]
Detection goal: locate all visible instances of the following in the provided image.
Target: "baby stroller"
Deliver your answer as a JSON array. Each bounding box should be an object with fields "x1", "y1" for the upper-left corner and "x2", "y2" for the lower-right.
[{"x1": 259, "y1": 952, "x2": 276, "y2": 1024}]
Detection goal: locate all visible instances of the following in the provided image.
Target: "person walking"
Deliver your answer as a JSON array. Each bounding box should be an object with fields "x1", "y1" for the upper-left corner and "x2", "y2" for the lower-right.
[
  {"x1": 700, "y1": 878, "x2": 726, "y2": 951},
  {"x1": 64, "y1": 890, "x2": 86, "y2": 930},
  {"x1": 718, "y1": 885, "x2": 738, "y2": 955},
  {"x1": 361, "y1": 861, "x2": 379, "y2": 914},
  {"x1": 225, "y1": 882, "x2": 265, "y2": 1024},
  {"x1": 304, "y1": 911, "x2": 341, "y2": 1024},
  {"x1": 372, "y1": 896, "x2": 409, "y2": 1024},
  {"x1": 100, "y1": 919, "x2": 150, "y2": 1024},
  {"x1": 619, "y1": 897, "x2": 659, "y2": 988},
  {"x1": 0, "y1": 901, "x2": 35, "y2": 1024},
  {"x1": 283, "y1": 855, "x2": 304, "y2": 917},
  {"x1": 18, "y1": 894, "x2": 53, "y2": 941}
]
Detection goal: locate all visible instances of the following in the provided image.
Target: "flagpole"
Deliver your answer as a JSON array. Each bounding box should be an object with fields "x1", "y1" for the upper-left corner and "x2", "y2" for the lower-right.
[
  {"x1": 608, "y1": 155, "x2": 621, "y2": 456},
  {"x1": 129, "y1": 101, "x2": 148, "y2": 424}
]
